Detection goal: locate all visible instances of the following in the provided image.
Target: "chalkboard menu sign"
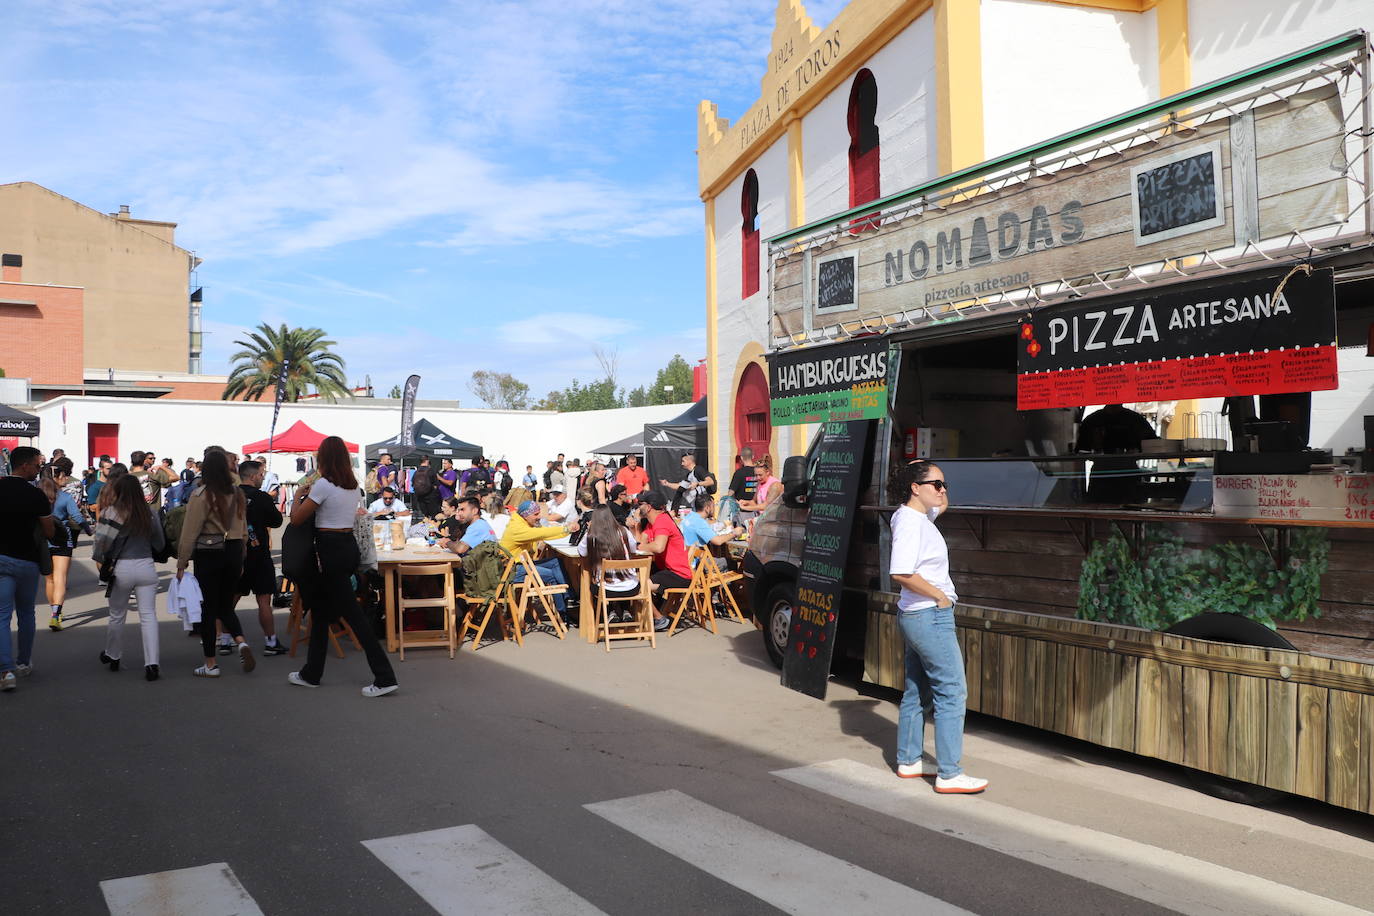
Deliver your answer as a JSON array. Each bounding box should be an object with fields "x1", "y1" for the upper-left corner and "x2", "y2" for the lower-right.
[
  {"x1": 815, "y1": 252, "x2": 857, "y2": 313},
  {"x1": 782, "y1": 420, "x2": 872, "y2": 700},
  {"x1": 1131, "y1": 141, "x2": 1225, "y2": 244}
]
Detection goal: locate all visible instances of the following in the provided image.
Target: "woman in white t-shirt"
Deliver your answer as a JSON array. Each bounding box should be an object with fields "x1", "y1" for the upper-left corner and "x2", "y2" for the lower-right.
[
  {"x1": 286, "y1": 436, "x2": 398, "y2": 698},
  {"x1": 888, "y1": 460, "x2": 986, "y2": 794}
]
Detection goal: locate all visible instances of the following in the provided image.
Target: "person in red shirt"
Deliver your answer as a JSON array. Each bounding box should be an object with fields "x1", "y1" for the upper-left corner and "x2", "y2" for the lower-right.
[
  {"x1": 615, "y1": 454, "x2": 649, "y2": 494},
  {"x1": 634, "y1": 489, "x2": 689, "y2": 632}
]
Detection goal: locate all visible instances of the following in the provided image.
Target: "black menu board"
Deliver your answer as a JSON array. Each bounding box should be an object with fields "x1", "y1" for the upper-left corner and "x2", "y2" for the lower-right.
[
  {"x1": 816, "y1": 255, "x2": 856, "y2": 312},
  {"x1": 781, "y1": 420, "x2": 872, "y2": 700}
]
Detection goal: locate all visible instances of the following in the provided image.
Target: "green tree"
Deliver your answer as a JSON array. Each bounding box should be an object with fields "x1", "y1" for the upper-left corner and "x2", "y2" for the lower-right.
[
  {"x1": 388, "y1": 384, "x2": 402, "y2": 398},
  {"x1": 222, "y1": 323, "x2": 351, "y2": 402},
  {"x1": 626, "y1": 385, "x2": 649, "y2": 407},
  {"x1": 648, "y1": 354, "x2": 694, "y2": 405},
  {"x1": 467, "y1": 370, "x2": 530, "y2": 410},
  {"x1": 537, "y1": 378, "x2": 622, "y2": 412}
]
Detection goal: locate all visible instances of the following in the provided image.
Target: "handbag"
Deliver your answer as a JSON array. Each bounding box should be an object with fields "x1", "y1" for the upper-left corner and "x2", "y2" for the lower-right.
[
  {"x1": 195, "y1": 532, "x2": 227, "y2": 550},
  {"x1": 98, "y1": 534, "x2": 126, "y2": 598}
]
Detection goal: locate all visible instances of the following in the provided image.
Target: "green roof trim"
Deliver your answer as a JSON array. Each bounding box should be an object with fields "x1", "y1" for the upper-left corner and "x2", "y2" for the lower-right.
[{"x1": 767, "y1": 29, "x2": 1368, "y2": 246}]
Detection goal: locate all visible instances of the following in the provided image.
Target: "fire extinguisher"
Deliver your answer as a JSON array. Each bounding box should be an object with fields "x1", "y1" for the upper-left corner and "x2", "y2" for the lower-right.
[{"x1": 903, "y1": 428, "x2": 918, "y2": 459}]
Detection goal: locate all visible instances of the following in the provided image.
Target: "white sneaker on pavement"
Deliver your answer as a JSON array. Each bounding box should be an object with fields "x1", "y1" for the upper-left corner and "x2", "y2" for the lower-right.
[
  {"x1": 896, "y1": 761, "x2": 934, "y2": 779},
  {"x1": 15, "y1": 664, "x2": 33, "y2": 678},
  {"x1": 1, "y1": 671, "x2": 15, "y2": 691},
  {"x1": 361, "y1": 683, "x2": 398, "y2": 698},
  {"x1": 934, "y1": 773, "x2": 988, "y2": 794},
  {"x1": 288, "y1": 671, "x2": 319, "y2": 688}
]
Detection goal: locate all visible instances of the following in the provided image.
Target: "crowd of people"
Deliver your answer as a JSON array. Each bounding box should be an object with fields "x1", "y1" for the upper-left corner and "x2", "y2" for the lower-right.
[{"x1": 0, "y1": 439, "x2": 784, "y2": 693}]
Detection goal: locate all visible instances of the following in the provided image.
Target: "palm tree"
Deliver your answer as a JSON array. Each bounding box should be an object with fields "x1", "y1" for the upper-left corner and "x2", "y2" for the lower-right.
[{"x1": 221, "y1": 323, "x2": 352, "y2": 402}]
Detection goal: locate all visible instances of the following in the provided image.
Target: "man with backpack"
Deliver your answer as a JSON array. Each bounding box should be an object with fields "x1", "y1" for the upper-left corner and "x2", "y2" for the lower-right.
[
  {"x1": 460, "y1": 456, "x2": 491, "y2": 496},
  {"x1": 411, "y1": 456, "x2": 441, "y2": 520}
]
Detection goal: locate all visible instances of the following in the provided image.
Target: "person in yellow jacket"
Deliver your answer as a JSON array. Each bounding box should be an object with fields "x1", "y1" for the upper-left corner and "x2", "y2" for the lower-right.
[{"x1": 500, "y1": 500, "x2": 579, "y2": 626}]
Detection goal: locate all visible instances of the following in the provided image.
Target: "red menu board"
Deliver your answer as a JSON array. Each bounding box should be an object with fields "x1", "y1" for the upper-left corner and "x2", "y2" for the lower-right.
[{"x1": 1017, "y1": 266, "x2": 1337, "y2": 410}]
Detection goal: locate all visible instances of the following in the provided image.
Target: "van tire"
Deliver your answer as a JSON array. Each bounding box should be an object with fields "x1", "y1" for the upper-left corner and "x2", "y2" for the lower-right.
[{"x1": 762, "y1": 582, "x2": 797, "y2": 669}]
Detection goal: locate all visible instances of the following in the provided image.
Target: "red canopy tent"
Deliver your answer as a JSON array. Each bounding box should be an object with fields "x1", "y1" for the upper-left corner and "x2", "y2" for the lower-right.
[{"x1": 242, "y1": 420, "x2": 358, "y2": 455}]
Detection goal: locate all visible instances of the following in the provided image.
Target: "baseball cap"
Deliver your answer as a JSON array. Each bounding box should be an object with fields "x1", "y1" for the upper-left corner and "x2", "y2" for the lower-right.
[
  {"x1": 550, "y1": 484, "x2": 565, "y2": 493},
  {"x1": 638, "y1": 489, "x2": 667, "y2": 510}
]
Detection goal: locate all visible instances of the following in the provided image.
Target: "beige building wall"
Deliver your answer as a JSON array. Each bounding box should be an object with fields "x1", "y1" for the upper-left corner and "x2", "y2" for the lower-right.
[{"x1": 0, "y1": 181, "x2": 195, "y2": 374}]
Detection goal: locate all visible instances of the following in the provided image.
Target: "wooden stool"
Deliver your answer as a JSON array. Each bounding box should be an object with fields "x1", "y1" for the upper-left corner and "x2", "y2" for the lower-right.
[
  {"x1": 594, "y1": 558, "x2": 655, "y2": 651},
  {"x1": 396, "y1": 563, "x2": 458, "y2": 659}
]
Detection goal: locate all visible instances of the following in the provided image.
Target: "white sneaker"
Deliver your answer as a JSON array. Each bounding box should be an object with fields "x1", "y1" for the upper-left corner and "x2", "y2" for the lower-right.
[
  {"x1": 288, "y1": 671, "x2": 319, "y2": 688},
  {"x1": 15, "y1": 664, "x2": 33, "y2": 678},
  {"x1": 0, "y1": 671, "x2": 15, "y2": 691},
  {"x1": 896, "y1": 761, "x2": 934, "y2": 779},
  {"x1": 362, "y1": 683, "x2": 398, "y2": 698},
  {"x1": 934, "y1": 773, "x2": 988, "y2": 794},
  {"x1": 193, "y1": 665, "x2": 221, "y2": 678}
]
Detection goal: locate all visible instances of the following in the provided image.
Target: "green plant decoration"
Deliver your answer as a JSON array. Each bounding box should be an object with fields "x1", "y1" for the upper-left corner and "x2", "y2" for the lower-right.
[{"x1": 1078, "y1": 523, "x2": 1330, "y2": 630}]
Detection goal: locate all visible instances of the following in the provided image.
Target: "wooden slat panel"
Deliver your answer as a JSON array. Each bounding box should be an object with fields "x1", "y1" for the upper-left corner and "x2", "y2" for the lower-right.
[
  {"x1": 1110, "y1": 654, "x2": 1139, "y2": 753},
  {"x1": 1183, "y1": 664, "x2": 1211, "y2": 772},
  {"x1": 1228, "y1": 647, "x2": 1267, "y2": 786},
  {"x1": 1136, "y1": 657, "x2": 1165, "y2": 760},
  {"x1": 1263, "y1": 675, "x2": 1298, "y2": 794},
  {"x1": 963, "y1": 627, "x2": 983, "y2": 712},
  {"x1": 1327, "y1": 660, "x2": 1364, "y2": 810},
  {"x1": 981, "y1": 630, "x2": 1002, "y2": 719},
  {"x1": 1362, "y1": 694, "x2": 1374, "y2": 815},
  {"x1": 1296, "y1": 683, "x2": 1328, "y2": 800}
]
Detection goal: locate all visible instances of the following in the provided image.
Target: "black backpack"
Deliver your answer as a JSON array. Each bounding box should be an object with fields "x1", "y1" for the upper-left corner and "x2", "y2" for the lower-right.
[{"x1": 413, "y1": 467, "x2": 435, "y2": 495}]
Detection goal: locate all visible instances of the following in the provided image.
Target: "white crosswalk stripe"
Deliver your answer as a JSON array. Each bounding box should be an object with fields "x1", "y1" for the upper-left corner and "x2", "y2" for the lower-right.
[
  {"x1": 362, "y1": 824, "x2": 607, "y2": 916},
  {"x1": 774, "y1": 758, "x2": 1373, "y2": 916},
  {"x1": 584, "y1": 788, "x2": 975, "y2": 916},
  {"x1": 100, "y1": 862, "x2": 265, "y2": 916}
]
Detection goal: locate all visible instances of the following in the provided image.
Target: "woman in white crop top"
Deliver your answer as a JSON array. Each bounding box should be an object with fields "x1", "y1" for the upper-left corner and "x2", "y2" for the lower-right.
[
  {"x1": 287, "y1": 436, "x2": 397, "y2": 697},
  {"x1": 888, "y1": 459, "x2": 986, "y2": 795}
]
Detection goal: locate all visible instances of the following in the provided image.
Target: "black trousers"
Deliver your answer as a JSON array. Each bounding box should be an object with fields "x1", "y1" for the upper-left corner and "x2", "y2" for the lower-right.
[
  {"x1": 650, "y1": 568, "x2": 691, "y2": 608},
  {"x1": 194, "y1": 541, "x2": 245, "y2": 659},
  {"x1": 416, "y1": 491, "x2": 441, "y2": 520},
  {"x1": 299, "y1": 532, "x2": 396, "y2": 687}
]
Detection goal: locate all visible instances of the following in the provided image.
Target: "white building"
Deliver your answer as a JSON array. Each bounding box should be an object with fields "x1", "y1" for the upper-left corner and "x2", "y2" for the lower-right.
[{"x1": 700, "y1": 0, "x2": 1374, "y2": 471}]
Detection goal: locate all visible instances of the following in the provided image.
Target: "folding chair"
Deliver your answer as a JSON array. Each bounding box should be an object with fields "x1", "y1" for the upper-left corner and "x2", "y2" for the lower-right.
[
  {"x1": 662, "y1": 547, "x2": 716, "y2": 636},
  {"x1": 702, "y1": 551, "x2": 748, "y2": 624},
  {"x1": 508, "y1": 550, "x2": 568, "y2": 640},
  {"x1": 457, "y1": 550, "x2": 521, "y2": 650},
  {"x1": 396, "y1": 563, "x2": 458, "y2": 660},
  {"x1": 594, "y1": 557, "x2": 656, "y2": 651}
]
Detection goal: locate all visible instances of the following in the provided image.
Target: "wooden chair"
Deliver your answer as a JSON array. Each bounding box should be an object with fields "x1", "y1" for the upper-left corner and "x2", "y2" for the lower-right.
[
  {"x1": 457, "y1": 552, "x2": 521, "y2": 650},
  {"x1": 396, "y1": 563, "x2": 458, "y2": 659},
  {"x1": 702, "y1": 551, "x2": 748, "y2": 624},
  {"x1": 662, "y1": 547, "x2": 716, "y2": 636},
  {"x1": 286, "y1": 585, "x2": 363, "y2": 659},
  {"x1": 594, "y1": 557, "x2": 656, "y2": 651},
  {"x1": 507, "y1": 550, "x2": 568, "y2": 640}
]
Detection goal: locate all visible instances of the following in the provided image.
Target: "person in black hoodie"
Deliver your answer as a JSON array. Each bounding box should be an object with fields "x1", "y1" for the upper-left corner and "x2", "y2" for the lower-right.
[{"x1": 234, "y1": 460, "x2": 286, "y2": 655}]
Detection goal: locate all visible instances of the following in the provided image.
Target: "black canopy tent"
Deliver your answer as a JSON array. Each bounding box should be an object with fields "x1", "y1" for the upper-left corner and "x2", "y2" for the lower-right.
[
  {"x1": 590, "y1": 429, "x2": 646, "y2": 456},
  {"x1": 643, "y1": 398, "x2": 708, "y2": 505},
  {"x1": 365, "y1": 418, "x2": 482, "y2": 463},
  {"x1": 0, "y1": 404, "x2": 40, "y2": 438}
]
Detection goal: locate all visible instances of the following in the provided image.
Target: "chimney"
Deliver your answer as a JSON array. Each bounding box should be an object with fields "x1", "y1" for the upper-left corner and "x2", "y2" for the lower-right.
[
  {"x1": 1, "y1": 253, "x2": 21, "y2": 282},
  {"x1": 112, "y1": 204, "x2": 131, "y2": 220}
]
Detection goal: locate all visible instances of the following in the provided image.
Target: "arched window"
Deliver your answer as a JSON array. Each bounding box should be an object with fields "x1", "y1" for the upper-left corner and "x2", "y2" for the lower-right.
[
  {"x1": 847, "y1": 69, "x2": 880, "y2": 230},
  {"x1": 734, "y1": 361, "x2": 771, "y2": 463},
  {"x1": 741, "y1": 168, "x2": 761, "y2": 299}
]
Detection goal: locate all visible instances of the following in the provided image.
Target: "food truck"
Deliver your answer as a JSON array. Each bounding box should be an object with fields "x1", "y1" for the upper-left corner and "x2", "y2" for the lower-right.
[{"x1": 742, "y1": 32, "x2": 1374, "y2": 811}]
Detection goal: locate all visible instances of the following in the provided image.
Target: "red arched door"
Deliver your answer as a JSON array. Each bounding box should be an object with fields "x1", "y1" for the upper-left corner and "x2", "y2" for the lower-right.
[{"x1": 734, "y1": 362, "x2": 771, "y2": 464}]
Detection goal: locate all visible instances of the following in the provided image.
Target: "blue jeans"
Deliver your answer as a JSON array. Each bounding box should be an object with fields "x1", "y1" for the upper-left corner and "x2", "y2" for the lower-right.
[
  {"x1": 0, "y1": 555, "x2": 40, "y2": 673},
  {"x1": 513, "y1": 556, "x2": 568, "y2": 620},
  {"x1": 896, "y1": 604, "x2": 967, "y2": 779}
]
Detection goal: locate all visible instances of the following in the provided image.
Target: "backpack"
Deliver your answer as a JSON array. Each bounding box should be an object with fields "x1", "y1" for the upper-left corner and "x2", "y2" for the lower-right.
[
  {"x1": 542, "y1": 467, "x2": 554, "y2": 489},
  {"x1": 461, "y1": 540, "x2": 512, "y2": 600},
  {"x1": 413, "y1": 467, "x2": 434, "y2": 495},
  {"x1": 160, "y1": 504, "x2": 187, "y2": 561}
]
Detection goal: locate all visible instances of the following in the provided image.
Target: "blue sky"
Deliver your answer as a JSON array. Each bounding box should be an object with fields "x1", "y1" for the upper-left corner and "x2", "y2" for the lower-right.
[{"x1": 4, "y1": 0, "x2": 845, "y2": 402}]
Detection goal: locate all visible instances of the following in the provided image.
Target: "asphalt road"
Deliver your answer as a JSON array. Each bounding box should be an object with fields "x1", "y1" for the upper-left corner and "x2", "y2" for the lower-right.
[{"x1": 4, "y1": 546, "x2": 1373, "y2": 915}]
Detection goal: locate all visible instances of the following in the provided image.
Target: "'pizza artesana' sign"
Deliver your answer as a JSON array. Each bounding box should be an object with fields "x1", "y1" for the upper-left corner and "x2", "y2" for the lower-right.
[
  {"x1": 1016, "y1": 266, "x2": 1337, "y2": 410},
  {"x1": 769, "y1": 337, "x2": 888, "y2": 426}
]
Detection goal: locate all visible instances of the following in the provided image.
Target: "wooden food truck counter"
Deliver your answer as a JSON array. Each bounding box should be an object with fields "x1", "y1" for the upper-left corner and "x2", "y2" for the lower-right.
[{"x1": 858, "y1": 500, "x2": 1374, "y2": 811}]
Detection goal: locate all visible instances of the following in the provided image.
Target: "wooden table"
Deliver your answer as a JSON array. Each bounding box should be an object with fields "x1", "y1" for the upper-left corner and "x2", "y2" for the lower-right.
[
  {"x1": 375, "y1": 545, "x2": 465, "y2": 653},
  {"x1": 549, "y1": 544, "x2": 595, "y2": 643}
]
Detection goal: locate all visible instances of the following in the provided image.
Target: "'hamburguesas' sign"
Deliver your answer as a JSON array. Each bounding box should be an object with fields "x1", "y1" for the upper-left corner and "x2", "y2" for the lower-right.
[
  {"x1": 1017, "y1": 266, "x2": 1337, "y2": 410},
  {"x1": 769, "y1": 337, "x2": 888, "y2": 426},
  {"x1": 782, "y1": 420, "x2": 871, "y2": 700}
]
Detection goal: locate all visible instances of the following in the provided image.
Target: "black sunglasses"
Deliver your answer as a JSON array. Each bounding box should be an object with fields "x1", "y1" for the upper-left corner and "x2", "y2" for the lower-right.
[{"x1": 920, "y1": 479, "x2": 948, "y2": 491}]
